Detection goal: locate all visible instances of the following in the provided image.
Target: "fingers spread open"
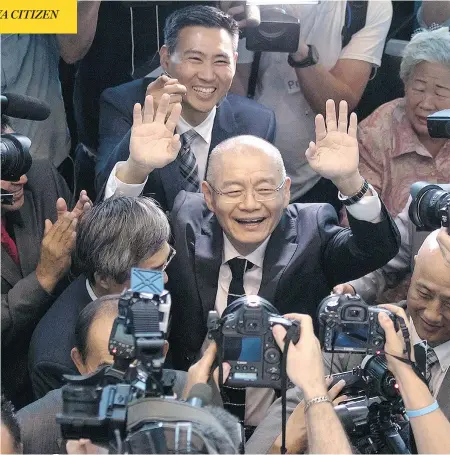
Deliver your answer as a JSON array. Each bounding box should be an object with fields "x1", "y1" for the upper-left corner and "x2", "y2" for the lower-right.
[
  {"x1": 166, "y1": 103, "x2": 182, "y2": 133},
  {"x1": 155, "y1": 93, "x2": 170, "y2": 123},
  {"x1": 338, "y1": 100, "x2": 348, "y2": 134},
  {"x1": 143, "y1": 96, "x2": 155, "y2": 124},
  {"x1": 348, "y1": 112, "x2": 358, "y2": 139},
  {"x1": 133, "y1": 103, "x2": 143, "y2": 126},
  {"x1": 325, "y1": 99, "x2": 337, "y2": 132},
  {"x1": 315, "y1": 114, "x2": 326, "y2": 142}
]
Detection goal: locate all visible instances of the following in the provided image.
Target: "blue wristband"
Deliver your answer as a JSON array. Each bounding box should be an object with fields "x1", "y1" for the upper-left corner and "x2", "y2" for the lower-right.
[{"x1": 406, "y1": 400, "x2": 439, "y2": 418}]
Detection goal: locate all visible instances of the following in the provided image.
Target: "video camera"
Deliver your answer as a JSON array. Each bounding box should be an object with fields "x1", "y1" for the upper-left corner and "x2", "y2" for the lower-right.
[
  {"x1": 1, "y1": 92, "x2": 50, "y2": 203},
  {"x1": 331, "y1": 357, "x2": 409, "y2": 454},
  {"x1": 57, "y1": 269, "x2": 238, "y2": 454},
  {"x1": 318, "y1": 294, "x2": 398, "y2": 355},
  {"x1": 408, "y1": 109, "x2": 450, "y2": 231},
  {"x1": 207, "y1": 295, "x2": 299, "y2": 389}
]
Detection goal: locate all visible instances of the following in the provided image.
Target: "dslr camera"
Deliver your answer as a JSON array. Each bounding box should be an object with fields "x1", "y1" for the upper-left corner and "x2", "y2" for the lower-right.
[
  {"x1": 230, "y1": 1, "x2": 301, "y2": 53},
  {"x1": 207, "y1": 295, "x2": 299, "y2": 389},
  {"x1": 318, "y1": 294, "x2": 398, "y2": 355}
]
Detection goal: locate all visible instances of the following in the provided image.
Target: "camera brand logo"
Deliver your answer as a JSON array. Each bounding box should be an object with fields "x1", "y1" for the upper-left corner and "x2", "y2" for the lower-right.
[{"x1": 0, "y1": 0, "x2": 76, "y2": 33}]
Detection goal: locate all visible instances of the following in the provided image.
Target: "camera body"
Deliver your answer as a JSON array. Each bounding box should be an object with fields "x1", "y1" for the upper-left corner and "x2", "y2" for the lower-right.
[
  {"x1": 245, "y1": 5, "x2": 300, "y2": 53},
  {"x1": 318, "y1": 294, "x2": 397, "y2": 355},
  {"x1": 207, "y1": 295, "x2": 299, "y2": 389},
  {"x1": 427, "y1": 109, "x2": 450, "y2": 139}
]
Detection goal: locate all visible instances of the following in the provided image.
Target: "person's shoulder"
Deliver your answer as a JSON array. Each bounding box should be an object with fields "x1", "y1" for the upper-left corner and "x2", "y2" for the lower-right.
[
  {"x1": 359, "y1": 98, "x2": 404, "y2": 130},
  {"x1": 17, "y1": 388, "x2": 62, "y2": 418},
  {"x1": 366, "y1": 0, "x2": 393, "y2": 22},
  {"x1": 173, "y1": 191, "x2": 209, "y2": 221},
  {"x1": 25, "y1": 158, "x2": 65, "y2": 190},
  {"x1": 101, "y1": 77, "x2": 146, "y2": 100}
]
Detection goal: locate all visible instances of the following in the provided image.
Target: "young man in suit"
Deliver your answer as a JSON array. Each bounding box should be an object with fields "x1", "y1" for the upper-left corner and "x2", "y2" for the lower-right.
[
  {"x1": 95, "y1": 5, "x2": 276, "y2": 213},
  {"x1": 105, "y1": 93, "x2": 400, "y2": 429},
  {"x1": 247, "y1": 228, "x2": 450, "y2": 453},
  {"x1": 1, "y1": 117, "x2": 90, "y2": 409}
]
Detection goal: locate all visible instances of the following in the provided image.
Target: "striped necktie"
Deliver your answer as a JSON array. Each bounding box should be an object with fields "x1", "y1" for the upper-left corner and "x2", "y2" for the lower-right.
[{"x1": 178, "y1": 129, "x2": 200, "y2": 192}]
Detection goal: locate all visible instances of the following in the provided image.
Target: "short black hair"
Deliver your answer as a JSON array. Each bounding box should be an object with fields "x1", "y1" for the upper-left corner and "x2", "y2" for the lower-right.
[
  {"x1": 74, "y1": 297, "x2": 118, "y2": 363},
  {"x1": 164, "y1": 5, "x2": 239, "y2": 54},
  {"x1": 1, "y1": 394, "x2": 21, "y2": 452}
]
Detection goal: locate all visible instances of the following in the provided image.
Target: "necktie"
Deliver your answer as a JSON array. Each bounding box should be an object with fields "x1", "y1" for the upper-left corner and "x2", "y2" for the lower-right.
[
  {"x1": 227, "y1": 258, "x2": 253, "y2": 306},
  {"x1": 178, "y1": 129, "x2": 200, "y2": 192},
  {"x1": 414, "y1": 343, "x2": 439, "y2": 387},
  {"x1": 223, "y1": 258, "x2": 255, "y2": 436},
  {"x1": 1, "y1": 217, "x2": 19, "y2": 265}
]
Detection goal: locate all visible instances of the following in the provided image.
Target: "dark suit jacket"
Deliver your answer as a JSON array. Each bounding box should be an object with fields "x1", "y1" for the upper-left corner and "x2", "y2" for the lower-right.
[
  {"x1": 28, "y1": 275, "x2": 92, "y2": 399},
  {"x1": 167, "y1": 191, "x2": 400, "y2": 371},
  {"x1": 1, "y1": 159, "x2": 72, "y2": 408},
  {"x1": 17, "y1": 369, "x2": 222, "y2": 454},
  {"x1": 95, "y1": 78, "x2": 276, "y2": 212}
]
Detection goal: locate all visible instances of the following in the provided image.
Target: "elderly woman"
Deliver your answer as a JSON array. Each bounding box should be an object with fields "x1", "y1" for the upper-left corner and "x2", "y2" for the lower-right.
[{"x1": 358, "y1": 27, "x2": 450, "y2": 218}]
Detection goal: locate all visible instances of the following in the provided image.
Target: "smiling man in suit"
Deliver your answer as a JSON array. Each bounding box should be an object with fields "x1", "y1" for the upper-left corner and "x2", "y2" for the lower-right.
[
  {"x1": 104, "y1": 92, "x2": 400, "y2": 431},
  {"x1": 95, "y1": 5, "x2": 275, "y2": 212}
]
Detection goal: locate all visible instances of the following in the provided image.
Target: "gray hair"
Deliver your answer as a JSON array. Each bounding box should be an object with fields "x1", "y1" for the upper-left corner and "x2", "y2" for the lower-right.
[
  {"x1": 400, "y1": 27, "x2": 450, "y2": 84},
  {"x1": 74, "y1": 196, "x2": 170, "y2": 285},
  {"x1": 206, "y1": 135, "x2": 287, "y2": 183}
]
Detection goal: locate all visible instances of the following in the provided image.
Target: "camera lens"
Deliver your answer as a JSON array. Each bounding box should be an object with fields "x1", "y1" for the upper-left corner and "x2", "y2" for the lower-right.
[{"x1": 409, "y1": 182, "x2": 450, "y2": 230}]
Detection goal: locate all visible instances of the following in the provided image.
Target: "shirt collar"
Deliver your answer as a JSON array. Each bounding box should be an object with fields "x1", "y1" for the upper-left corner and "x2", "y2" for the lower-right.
[
  {"x1": 410, "y1": 317, "x2": 450, "y2": 372},
  {"x1": 177, "y1": 106, "x2": 216, "y2": 146},
  {"x1": 85, "y1": 278, "x2": 98, "y2": 302},
  {"x1": 222, "y1": 233, "x2": 271, "y2": 269}
]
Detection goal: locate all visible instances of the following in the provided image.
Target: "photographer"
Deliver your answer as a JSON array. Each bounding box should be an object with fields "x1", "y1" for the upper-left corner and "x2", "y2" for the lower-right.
[
  {"x1": 378, "y1": 304, "x2": 450, "y2": 453},
  {"x1": 224, "y1": 1, "x2": 392, "y2": 212},
  {"x1": 18, "y1": 297, "x2": 226, "y2": 454},
  {"x1": 249, "y1": 228, "x2": 450, "y2": 453},
  {"x1": 1, "y1": 117, "x2": 91, "y2": 408},
  {"x1": 271, "y1": 313, "x2": 352, "y2": 454}
]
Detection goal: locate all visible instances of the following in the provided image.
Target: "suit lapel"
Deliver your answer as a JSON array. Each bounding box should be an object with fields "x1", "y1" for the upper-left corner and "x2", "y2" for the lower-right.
[
  {"x1": 437, "y1": 370, "x2": 450, "y2": 418},
  {"x1": 209, "y1": 97, "x2": 237, "y2": 152},
  {"x1": 194, "y1": 214, "x2": 223, "y2": 322},
  {"x1": 259, "y1": 211, "x2": 298, "y2": 304}
]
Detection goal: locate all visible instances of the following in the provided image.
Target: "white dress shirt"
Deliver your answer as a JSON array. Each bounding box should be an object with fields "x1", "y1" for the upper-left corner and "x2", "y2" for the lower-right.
[
  {"x1": 104, "y1": 109, "x2": 216, "y2": 199},
  {"x1": 410, "y1": 318, "x2": 450, "y2": 398},
  {"x1": 85, "y1": 279, "x2": 98, "y2": 301}
]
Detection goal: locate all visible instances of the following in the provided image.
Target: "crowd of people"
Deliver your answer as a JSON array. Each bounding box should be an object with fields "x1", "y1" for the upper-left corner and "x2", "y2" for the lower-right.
[{"x1": 2, "y1": 1, "x2": 450, "y2": 453}]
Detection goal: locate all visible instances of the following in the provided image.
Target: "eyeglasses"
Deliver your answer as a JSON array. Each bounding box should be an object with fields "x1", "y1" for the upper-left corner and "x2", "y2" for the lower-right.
[
  {"x1": 162, "y1": 245, "x2": 176, "y2": 271},
  {"x1": 206, "y1": 179, "x2": 286, "y2": 204}
]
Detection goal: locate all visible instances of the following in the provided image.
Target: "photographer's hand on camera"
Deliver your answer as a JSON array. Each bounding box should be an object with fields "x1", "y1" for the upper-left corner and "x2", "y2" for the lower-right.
[
  {"x1": 333, "y1": 283, "x2": 356, "y2": 295},
  {"x1": 116, "y1": 94, "x2": 182, "y2": 185},
  {"x1": 306, "y1": 99, "x2": 370, "y2": 198},
  {"x1": 272, "y1": 314, "x2": 327, "y2": 400},
  {"x1": 145, "y1": 75, "x2": 187, "y2": 117},
  {"x1": 182, "y1": 342, "x2": 231, "y2": 400},
  {"x1": 35, "y1": 213, "x2": 77, "y2": 294}
]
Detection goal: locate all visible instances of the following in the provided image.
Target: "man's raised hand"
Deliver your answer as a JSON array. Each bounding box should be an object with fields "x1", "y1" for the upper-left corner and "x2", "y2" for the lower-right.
[
  {"x1": 306, "y1": 100, "x2": 363, "y2": 196},
  {"x1": 121, "y1": 94, "x2": 182, "y2": 184}
]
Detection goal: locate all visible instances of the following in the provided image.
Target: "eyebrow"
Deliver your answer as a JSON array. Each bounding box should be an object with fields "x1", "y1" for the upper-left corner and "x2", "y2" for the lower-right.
[{"x1": 184, "y1": 49, "x2": 231, "y2": 60}]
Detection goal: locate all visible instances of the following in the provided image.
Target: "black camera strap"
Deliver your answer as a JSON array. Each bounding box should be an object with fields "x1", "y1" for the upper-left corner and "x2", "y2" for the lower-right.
[{"x1": 280, "y1": 321, "x2": 301, "y2": 454}]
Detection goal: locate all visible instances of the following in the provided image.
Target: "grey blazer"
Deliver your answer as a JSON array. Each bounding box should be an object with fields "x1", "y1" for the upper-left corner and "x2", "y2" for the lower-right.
[
  {"x1": 1, "y1": 159, "x2": 72, "y2": 407},
  {"x1": 246, "y1": 350, "x2": 450, "y2": 454},
  {"x1": 17, "y1": 369, "x2": 223, "y2": 454}
]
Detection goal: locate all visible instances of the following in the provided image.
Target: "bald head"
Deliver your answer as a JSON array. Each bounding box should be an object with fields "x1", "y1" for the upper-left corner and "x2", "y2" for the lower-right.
[
  {"x1": 408, "y1": 229, "x2": 450, "y2": 345},
  {"x1": 206, "y1": 135, "x2": 286, "y2": 183}
]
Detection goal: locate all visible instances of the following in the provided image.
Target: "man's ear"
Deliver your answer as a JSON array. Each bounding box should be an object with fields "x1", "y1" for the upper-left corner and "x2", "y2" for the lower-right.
[
  {"x1": 94, "y1": 272, "x2": 111, "y2": 292},
  {"x1": 71, "y1": 347, "x2": 87, "y2": 375},
  {"x1": 160, "y1": 45, "x2": 170, "y2": 72},
  {"x1": 283, "y1": 177, "x2": 291, "y2": 208},
  {"x1": 202, "y1": 181, "x2": 215, "y2": 213}
]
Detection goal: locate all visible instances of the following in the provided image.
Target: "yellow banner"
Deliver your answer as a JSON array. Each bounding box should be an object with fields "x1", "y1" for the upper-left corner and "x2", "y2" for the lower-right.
[{"x1": 0, "y1": 0, "x2": 77, "y2": 34}]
